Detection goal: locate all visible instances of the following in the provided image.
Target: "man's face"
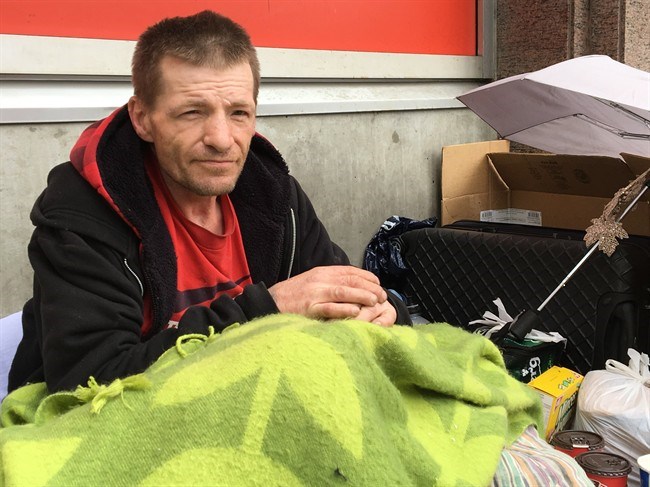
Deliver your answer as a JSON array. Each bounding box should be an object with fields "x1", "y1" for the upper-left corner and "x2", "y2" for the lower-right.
[{"x1": 132, "y1": 56, "x2": 257, "y2": 198}]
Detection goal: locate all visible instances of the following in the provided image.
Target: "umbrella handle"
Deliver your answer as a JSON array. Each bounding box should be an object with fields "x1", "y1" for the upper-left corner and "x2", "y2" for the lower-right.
[{"x1": 536, "y1": 183, "x2": 648, "y2": 312}]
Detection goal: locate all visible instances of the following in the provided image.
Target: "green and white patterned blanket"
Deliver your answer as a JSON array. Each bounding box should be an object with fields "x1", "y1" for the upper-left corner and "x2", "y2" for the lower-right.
[{"x1": 0, "y1": 315, "x2": 542, "y2": 486}]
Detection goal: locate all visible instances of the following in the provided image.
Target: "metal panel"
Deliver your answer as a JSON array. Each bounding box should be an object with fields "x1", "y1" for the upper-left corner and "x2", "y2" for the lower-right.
[{"x1": 0, "y1": 79, "x2": 484, "y2": 124}]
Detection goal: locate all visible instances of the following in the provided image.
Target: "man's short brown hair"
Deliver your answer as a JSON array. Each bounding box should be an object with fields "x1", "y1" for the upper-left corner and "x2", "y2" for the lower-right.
[{"x1": 132, "y1": 10, "x2": 261, "y2": 107}]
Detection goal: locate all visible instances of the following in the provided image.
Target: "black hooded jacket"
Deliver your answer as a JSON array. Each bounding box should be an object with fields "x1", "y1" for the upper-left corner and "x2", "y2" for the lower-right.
[{"x1": 9, "y1": 107, "x2": 408, "y2": 393}]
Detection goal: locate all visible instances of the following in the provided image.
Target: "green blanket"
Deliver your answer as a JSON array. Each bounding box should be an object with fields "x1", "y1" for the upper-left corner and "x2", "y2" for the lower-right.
[{"x1": 1, "y1": 315, "x2": 542, "y2": 486}]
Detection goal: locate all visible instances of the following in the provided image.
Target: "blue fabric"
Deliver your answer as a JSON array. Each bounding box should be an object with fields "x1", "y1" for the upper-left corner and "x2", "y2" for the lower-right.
[{"x1": 0, "y1": 311, "x2": 22, "y2": 402}]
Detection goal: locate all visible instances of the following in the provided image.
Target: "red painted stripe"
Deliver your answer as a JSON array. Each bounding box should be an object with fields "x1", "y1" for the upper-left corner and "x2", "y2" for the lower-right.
[{"x1": 0, "y1": 0, "x2": 477, "y2": 55}]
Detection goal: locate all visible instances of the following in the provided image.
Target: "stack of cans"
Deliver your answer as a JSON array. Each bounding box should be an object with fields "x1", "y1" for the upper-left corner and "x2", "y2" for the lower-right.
[{"x1": 550, "y1": 430, "x2": 632, "y2": 487}]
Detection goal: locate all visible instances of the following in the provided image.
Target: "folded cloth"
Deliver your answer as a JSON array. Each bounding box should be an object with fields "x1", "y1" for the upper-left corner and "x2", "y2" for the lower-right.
[
  {"x1": 492, "y1": 425, "x2": 593, "y2": 486},
  {"x1": 1, "y1": 315, "x2": 543, "y2": 486}
]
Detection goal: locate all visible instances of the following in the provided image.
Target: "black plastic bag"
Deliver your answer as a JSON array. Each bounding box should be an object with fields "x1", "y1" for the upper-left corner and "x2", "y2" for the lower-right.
[{"x1": 363, "y1": 215, "x2": 437, "y2": 290}]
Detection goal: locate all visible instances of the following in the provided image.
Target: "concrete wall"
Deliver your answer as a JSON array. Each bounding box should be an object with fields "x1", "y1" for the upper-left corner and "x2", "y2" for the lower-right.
[{"x1": 0, "y1": 109, "x2": 494, "y2": 316}]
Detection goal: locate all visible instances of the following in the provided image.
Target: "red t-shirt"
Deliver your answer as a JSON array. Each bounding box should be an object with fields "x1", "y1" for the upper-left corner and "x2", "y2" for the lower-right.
[{"x1": 142, "y1": 157, "x2": 252, "y2": 332}]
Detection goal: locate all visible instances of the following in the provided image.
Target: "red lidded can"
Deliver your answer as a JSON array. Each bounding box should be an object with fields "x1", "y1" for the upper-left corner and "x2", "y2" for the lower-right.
[
  {"x1": 576, "y1": 452, "x2": 632, "y2": 487},
  {"x1": 550, "y1": 430, "x2": 605, "y2": 458}
]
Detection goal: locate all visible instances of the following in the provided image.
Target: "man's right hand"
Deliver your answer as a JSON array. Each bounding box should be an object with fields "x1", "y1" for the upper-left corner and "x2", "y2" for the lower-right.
[{"x1": 268, "y1": 266, "x2": 390, "y2": 322}]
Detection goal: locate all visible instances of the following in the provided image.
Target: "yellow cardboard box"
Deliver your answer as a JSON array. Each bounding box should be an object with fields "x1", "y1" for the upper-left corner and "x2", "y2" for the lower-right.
[{"x1": 527, "y1": 366, "x2": 584, "y2": 441}]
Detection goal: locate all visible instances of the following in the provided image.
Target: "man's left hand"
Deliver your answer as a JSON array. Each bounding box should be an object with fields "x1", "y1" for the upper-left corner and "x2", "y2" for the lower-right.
[{"x1": 355, "y1": 301, "x2": 396, "y2": 327}]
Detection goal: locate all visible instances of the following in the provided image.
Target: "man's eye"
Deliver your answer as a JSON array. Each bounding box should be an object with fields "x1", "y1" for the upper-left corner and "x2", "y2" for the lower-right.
[
  {"x1": 180, "y1": 110, "x2": 200, "y2": 117},
  {"x1": 232, "y1": 110, "x2": 250, "y2": 117}
]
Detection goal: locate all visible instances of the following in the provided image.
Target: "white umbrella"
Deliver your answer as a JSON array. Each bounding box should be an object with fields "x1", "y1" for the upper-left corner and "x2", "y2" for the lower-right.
[{"x1": 458, "y1": 55, "x2": 650, "y2": 158}]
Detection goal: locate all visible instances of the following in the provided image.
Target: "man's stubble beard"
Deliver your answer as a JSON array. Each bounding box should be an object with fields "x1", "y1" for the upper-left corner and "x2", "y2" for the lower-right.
[{"x1": 180, "y1": 165, "x2": 244, "y2": 197}]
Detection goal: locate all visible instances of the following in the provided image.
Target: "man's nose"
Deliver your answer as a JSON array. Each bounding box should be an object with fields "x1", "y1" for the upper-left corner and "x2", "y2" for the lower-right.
[{"x1": 203, "y1": 114, "x2": 234, "y2": 151}]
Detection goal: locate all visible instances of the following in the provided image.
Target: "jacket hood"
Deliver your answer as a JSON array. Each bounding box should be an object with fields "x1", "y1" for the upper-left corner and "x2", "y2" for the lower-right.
[
  {"x1": 70, "y1": 106, "x2": 152, "y2": 238},
  {"x1": 69, "y1": 106, "x2": 291, "y2": 241}
]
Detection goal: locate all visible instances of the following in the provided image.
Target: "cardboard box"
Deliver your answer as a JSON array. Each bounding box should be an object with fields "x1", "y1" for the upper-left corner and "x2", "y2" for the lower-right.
[
  {"x1": 527, "y1": 366, "x2": 584, "y2": 440},
  {"x1": 441, "y1": 140, "x2": 650, "y2": 236}
]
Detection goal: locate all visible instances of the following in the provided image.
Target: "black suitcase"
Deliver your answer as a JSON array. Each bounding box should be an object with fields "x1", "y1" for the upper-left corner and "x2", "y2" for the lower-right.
[{"x1": 398, "y1": 222, "x2": 650, "y2": 375}]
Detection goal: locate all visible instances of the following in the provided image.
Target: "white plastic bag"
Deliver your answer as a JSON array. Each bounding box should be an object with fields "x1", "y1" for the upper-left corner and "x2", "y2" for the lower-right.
[
  {"x1": 574, "y1": 348, "x2": 650, "y2": 487},
  {"x1": 468, "y1": 298, "x2": 567, "y2": 343}
]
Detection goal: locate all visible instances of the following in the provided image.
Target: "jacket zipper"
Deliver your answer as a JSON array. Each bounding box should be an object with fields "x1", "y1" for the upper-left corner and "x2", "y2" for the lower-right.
[
  {"x1": 286, "y1": 208, "x2": 297, "y2": 279},
  {"x1": 123, "y1": 258, "x2": 144, "y2": 296}
]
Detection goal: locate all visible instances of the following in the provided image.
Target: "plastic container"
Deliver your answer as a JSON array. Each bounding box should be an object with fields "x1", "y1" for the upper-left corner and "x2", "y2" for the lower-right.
[
  {"x1": 639, "y1": 453, "x2": 650, "y2": 487},
  {"x1": 576, "y1": 452, "x2": 632, "y2": 487},
  {"x1": 550, "y1": 430, "x2": 605, "y2": 457}
]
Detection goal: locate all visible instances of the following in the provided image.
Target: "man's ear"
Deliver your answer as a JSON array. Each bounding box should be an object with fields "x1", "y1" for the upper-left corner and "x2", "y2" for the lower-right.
[{"x1": 128, "y1": 96, "x2": 154, "y2": 142}]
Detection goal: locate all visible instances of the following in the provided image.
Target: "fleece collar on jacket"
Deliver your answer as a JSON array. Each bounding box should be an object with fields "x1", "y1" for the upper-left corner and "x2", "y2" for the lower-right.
[{"x1": 69, "y1": 105, "x2": 291, "y2": 334}]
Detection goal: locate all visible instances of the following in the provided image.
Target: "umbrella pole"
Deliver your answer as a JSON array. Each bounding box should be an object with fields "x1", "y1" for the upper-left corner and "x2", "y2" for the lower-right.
[{"x1": 537, "y1": 182, "x2": 649, "y2": 312}]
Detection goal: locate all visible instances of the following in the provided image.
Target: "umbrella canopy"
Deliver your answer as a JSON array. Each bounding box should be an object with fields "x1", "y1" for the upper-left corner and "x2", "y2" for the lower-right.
[{"x1": 458, "y1": 55, "x2": 650, "y2": 158}]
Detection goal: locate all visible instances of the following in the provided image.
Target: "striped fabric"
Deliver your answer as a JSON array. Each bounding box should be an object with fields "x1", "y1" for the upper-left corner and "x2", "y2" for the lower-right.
[{"x1": 491, "y1": 426, "x2": 593, "y2": 486}]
